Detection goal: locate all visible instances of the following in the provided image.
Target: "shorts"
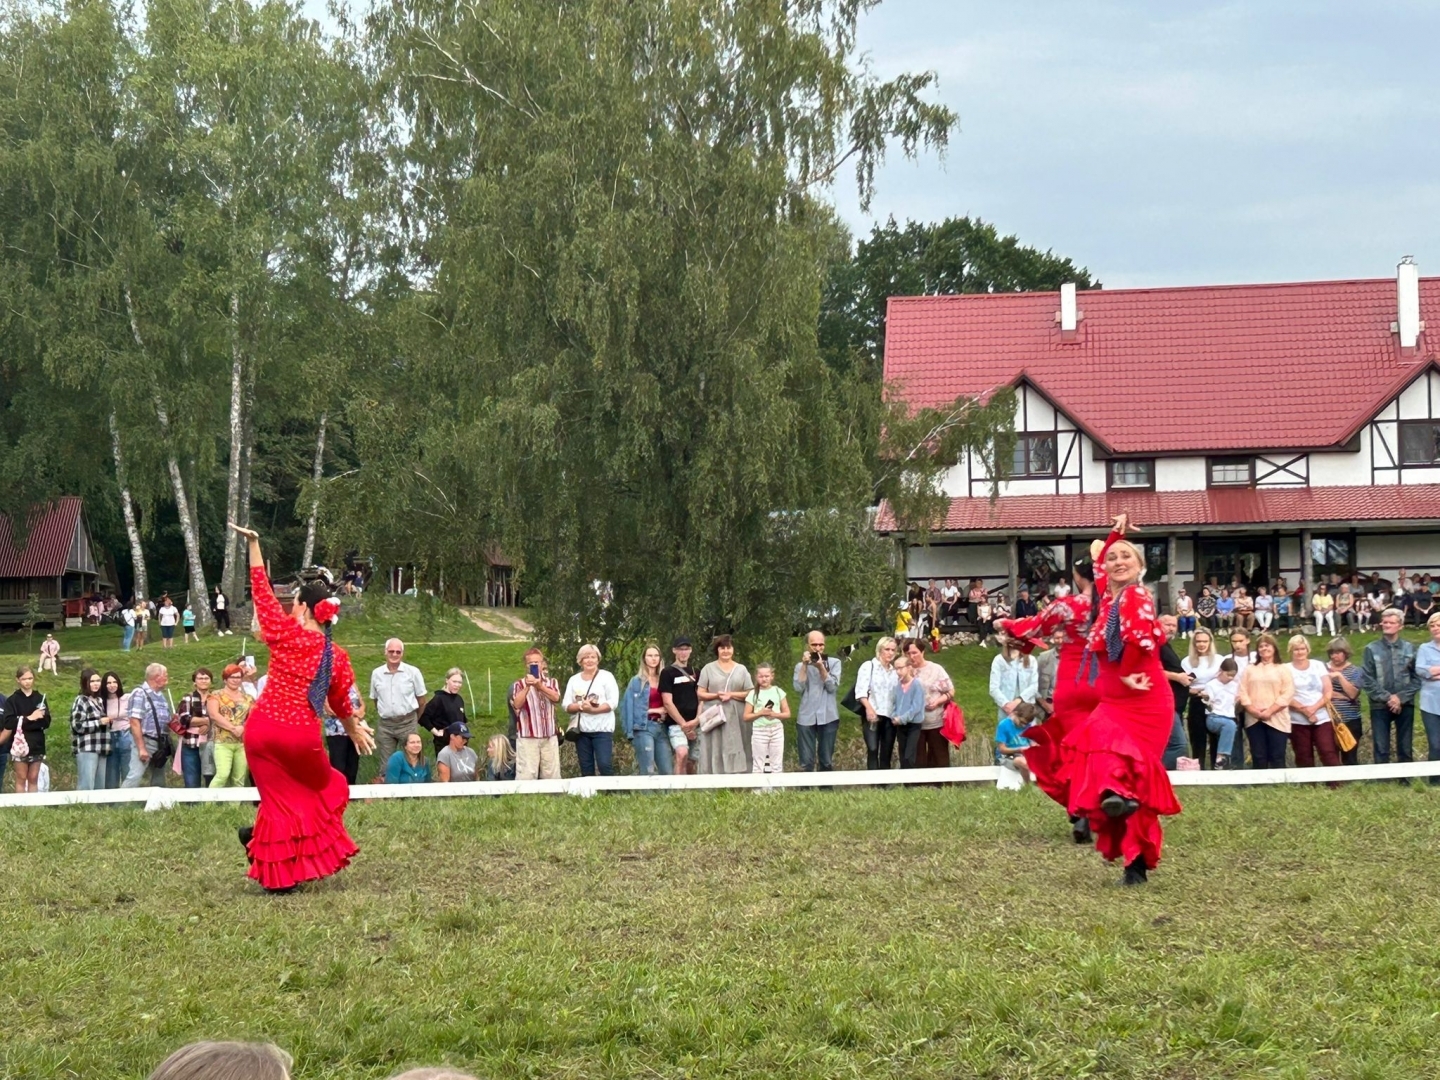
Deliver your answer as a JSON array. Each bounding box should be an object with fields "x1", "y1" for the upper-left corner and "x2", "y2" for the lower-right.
[
  {"x1": 13, "y1": 753, "x2": 45, "y2": 764},
  {"x1": 666, "y1": 723, "x2": 694, "y2": 751},
  {"x1": 161, "y1": 625, "x2": 175, "y2": 639}
]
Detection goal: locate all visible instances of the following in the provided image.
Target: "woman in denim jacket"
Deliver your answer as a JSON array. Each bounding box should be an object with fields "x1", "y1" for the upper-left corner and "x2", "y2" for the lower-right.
[{"x1": 620, "y1": 644, "x2": 673, "y2": 776}]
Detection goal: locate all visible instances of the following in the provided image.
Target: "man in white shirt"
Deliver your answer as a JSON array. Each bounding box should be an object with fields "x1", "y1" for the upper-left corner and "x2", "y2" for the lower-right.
[{"x1": 370, "y1": 638, "x2": 428, "y2": 769}]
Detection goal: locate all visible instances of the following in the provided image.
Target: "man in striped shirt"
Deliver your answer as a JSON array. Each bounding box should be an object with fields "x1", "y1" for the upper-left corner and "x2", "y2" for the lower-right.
[{"x1": 511, "y1": 646, "x2": 561, "y2": 780}]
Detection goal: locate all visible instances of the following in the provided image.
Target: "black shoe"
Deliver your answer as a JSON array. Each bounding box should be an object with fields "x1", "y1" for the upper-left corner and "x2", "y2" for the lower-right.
[
  {"x1": 1121, "y1": 857, "x2": 1149, "y2": 886},
  {"x1": 1070, "y1": 815, "x2": 1093, "y2": 844},
  {"x1": 1100, "y1": 791, "x2": 1140, "y2": 820}
]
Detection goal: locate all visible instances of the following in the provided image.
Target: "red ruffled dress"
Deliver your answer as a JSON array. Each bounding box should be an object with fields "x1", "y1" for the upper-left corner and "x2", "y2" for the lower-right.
[
  {"x1": 997, "y1": 591, "x2": 1095, "y2": 807},
  {"x1": 1064, "y1": 562, "x2": 1182, "y2": 869},
  {"x1": 244, "y1": 566, "x2": 359, "y2": 889}
]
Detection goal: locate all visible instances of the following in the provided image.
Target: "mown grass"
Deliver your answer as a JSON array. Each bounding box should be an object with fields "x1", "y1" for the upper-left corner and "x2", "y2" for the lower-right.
[{"x1": 4, "y1": 783, "x2": 1440, "y2": 1079}]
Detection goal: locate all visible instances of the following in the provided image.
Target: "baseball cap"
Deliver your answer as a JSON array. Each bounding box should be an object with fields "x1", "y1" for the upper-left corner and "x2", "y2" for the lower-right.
[
  {"x1": 671, "y1": 635, "x2": 692, "y2": 648},
  {"x1": 446, "y1": 722, "x2": 471, "y2": 739}
]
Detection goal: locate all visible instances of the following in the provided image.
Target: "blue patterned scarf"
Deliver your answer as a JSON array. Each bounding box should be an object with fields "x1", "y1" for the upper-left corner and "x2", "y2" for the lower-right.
[{"x1": 307, "y1": 624, "x2": 334, "y2": 718}]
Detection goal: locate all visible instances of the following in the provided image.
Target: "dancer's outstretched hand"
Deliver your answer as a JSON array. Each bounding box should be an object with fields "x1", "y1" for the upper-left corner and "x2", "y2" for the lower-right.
[
  {"x1": 227, "y1": 521, "x2": 259, "y2": 540},
  {"x1": 348, "y1": 718, "x2": 376, "y2": 756}
]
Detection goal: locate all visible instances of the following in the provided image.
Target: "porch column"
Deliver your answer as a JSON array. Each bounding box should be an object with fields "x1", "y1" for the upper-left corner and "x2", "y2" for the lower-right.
[
  {"x1": 1007, "y1": 534, "x2": 1019, "y2": 602},
  {"x1": 1165, "y1": 534, "x2": 1178, "y2": 612},
  {"x1": 1300, "y1": 529, "x2": 1313, "y2": 596}
]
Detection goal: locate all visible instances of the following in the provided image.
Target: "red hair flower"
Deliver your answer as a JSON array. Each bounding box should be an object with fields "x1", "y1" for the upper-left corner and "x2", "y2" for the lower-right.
[{"x1": 314, "y1": 597, "x2": 341, "y2": 624}]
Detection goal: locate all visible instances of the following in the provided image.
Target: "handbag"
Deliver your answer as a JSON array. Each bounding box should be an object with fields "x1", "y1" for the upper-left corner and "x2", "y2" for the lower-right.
[
  {"x1": 940, "y1": 701, "x2": 966, "y2": 747},
  {"x1": 1328, "y1": 707, "x2": 1358, "y2": 753},
  {"x1": 840, "y1": 660, "x2": 869, "y2": 718},
  {"x1": 698, "y1": 667, "x2": 739, "y2": 733}
]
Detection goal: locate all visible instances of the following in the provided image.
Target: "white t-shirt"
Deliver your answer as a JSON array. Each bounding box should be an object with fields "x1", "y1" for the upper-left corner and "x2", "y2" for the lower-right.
[
  {"x1": 122, "y1": 608, "x2": 136, "y2": 627},
  {"x1": 1287, "y1": 661, "x2": 1330, "y2": 725},
  {"x1": 1182, "y1": 653, "x2": 1222, "y2": 692},
  {"x1": 214, "y1": 593, "x2": 226, "y2": 611},
  {"x1": 563, "y1": 669, "x2": 620, "y2": 733},
  {"x1": 158, "y1": 604, "x2": 178, "y2": 627},
  {"x1": 1204, "y1": 678, "x2": 1239, "y2": 719}
]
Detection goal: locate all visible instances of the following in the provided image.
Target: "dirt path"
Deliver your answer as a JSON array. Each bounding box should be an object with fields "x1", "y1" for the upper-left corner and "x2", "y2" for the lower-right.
[{"x1": 459, "y1": 607, "x2": 534, "y2": 638}]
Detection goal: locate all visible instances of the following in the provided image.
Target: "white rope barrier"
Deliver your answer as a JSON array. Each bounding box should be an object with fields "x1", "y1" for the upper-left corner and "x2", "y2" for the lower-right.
[{"x1": 3, "y1": 760, "x2": 1438, "y2": 811}]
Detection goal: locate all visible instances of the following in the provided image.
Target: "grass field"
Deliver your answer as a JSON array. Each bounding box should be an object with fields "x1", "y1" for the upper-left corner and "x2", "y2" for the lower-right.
[{"x1": 4, "y1": 782, "x2": 1440, "y2": 1079}]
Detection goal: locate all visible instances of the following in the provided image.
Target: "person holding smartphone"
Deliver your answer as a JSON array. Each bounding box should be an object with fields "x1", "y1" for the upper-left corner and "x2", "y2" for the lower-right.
[{"x1": 510, "y1": 647, "x2": 562, "y2": 780}]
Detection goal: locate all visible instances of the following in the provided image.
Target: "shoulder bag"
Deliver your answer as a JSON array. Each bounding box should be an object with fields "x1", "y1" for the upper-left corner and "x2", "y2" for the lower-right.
[
  {"x1": 698, "y1": 667, "x2": 737, "y2": 734},
  {"x1": 840, "y1": 660, "x2": 870, "y2": 718}
]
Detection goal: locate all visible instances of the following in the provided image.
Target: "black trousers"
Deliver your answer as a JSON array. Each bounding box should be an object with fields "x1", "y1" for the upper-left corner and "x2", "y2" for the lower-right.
[
  {"x1": 1246, "y1": 723, "x2": 1290, "y2": 769},
  {"x1": 327, "y1": 733, "x2": 359, "y2": 784},
  {"x1": 1185, "y1": 700, "x2": 1220, "y2": 766},
  {"x1": 214, "y1": 608, "x2": 230, "y2": 631},
  {"x1": 895, "y1": 725, "x2": 923, "y2": 768},
  {"x1": 863, "y1": 716, "x2": 898, "y2": 769}
]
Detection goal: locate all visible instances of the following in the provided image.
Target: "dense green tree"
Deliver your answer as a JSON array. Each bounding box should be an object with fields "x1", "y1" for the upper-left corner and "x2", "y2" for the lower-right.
[{"x1": 342, "y1": 0, "x2": 1014, "y2": 656}]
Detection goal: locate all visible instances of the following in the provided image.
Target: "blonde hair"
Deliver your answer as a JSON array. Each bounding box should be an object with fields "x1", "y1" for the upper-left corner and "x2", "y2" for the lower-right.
[
  {"x1": 1285, "y1": 634, "x2": 1311, "y2": 658},
  {"x1": 636, "y1": 642, "x2": 663, "y2": 683},
  {"x1": 387, "y1": 1070, "x2": 479, "y2": 1080},
  {"x1": 486, "y1": 734, "x2": 514, "y2": 771},
  {"x1": 874, "y1": 636, "x2": 897, "y2": 661},
  {"x1": 148, "y1": 1042, "x2": 292, "y2": 1080},
  {"x1": 1428, "y1": 612, "x2": 1440, "y2": 631},
  {"x1": 1186, "y1": 628, "x2": 1217, "y2": 668},
  {"x1": 576, "y1": 643, "x2": 601, "y2": 665},
  {"x1": 444, "y1": 667, "x2": 463, "y2": 681}
]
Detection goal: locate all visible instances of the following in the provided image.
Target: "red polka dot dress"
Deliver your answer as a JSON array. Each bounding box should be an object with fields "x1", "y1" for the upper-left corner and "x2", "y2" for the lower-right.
[{"x1": 243, "y1": 566, "x2": 359, "y2": 889}]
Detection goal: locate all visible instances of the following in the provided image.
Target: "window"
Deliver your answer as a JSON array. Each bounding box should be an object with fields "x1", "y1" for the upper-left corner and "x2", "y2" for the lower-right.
[
  {"x1": 1208, "y1": 456, "x2": 1254, "y2": 487},
  {"x1": 1143, "y1": 541, "x2": 1169, "y2": 580},
  {"x1": 1309, "y1": 536, "x2": 1353, "y2": 581},
  {"x1": 1106, "y1": 459, "x2": 1155, "y2": 491},
  {"x1": 1399, "y1": 422, "x2": 1440, "y2": 465},
  {"x1": 1011, "y1": 434, "x2": 1057, "y2": 478}
]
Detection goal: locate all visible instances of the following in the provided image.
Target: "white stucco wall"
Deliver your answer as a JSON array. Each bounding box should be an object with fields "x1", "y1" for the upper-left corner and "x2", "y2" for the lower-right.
[
  {"x1": 1155, "y1": 457, "x2": 1208, "y2": 491},
  {"x1": 905, "y1": 543, "x2": 1010, "y2": 580},
  {"x1": 1355, "y1": 533, "x2": 1440, "y2": 573}
]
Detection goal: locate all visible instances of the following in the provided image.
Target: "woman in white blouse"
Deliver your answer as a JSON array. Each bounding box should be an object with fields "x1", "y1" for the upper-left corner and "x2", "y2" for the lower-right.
[
  {"x1": 1181, "y1": 629, "x2": 1223, "y2": 765},
  {"x1": 563, "y1": 643, "x2": 621, "y2": 777},
  {"x1": 1286, "y1": 635, "x2": 1340, "y2": 774}
]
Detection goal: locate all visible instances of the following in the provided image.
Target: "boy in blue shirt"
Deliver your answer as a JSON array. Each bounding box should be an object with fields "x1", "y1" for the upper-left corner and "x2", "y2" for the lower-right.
[{"x1": 995, "y1": 701, "x2": 1038, "y2": 781}]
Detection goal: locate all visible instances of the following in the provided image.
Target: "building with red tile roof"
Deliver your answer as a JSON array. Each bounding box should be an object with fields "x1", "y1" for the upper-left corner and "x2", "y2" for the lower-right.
[
  {"x1": 0, "y1": 497, "x2": 108, "y2": 625},
  {"x1": 878, "y1": 260, "x2": 1440, "y2": 606}
]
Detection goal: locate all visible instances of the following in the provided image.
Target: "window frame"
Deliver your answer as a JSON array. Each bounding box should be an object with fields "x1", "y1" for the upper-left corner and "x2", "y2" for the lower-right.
[
  {"x1": 1105, "y1": 458, "x2": 1156, "y2": 492},
  {"x1": 1206, "y1": 456, "x2": 1255, "y2": 488},
  {"x1": 1397, "y1": 420, "x2": 1440, "y2": 466},
  {"x1": 1010, "y1": 433, "x2": 1059, "y2": 479}
]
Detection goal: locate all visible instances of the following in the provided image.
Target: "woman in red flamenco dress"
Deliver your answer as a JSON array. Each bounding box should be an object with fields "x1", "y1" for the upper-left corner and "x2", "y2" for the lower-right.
[
  {"x1": 230, "y1": 522, "x2": 375, "y2": 893},
  {"x1": 1065, "y1": 519, "x2": 1182, "y2": 886},
  {"x1": 995, "y1": 559, "x2": 1097, "y2": 843}
]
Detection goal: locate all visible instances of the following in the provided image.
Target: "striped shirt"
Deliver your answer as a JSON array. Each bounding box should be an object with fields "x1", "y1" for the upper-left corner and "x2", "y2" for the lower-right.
[{"x1": 511, "y1": 677, "x2": 560, "y2": 739}]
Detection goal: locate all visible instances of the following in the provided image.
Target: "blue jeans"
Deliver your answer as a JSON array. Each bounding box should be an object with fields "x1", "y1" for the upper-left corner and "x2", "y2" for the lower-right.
[
  {"x1": 1372, "y1": 701, "x2": 1414, "y2": 765},
  {"x1": 630, "y1": 719, "x2": 674, "y2": 776},
  {"x1": 796, "y1": 720, "x2": 838, "y2": 771},
  {"x1": 575, "y1": 732, "x2": 613, "y2": 777},
  {"x1": 1162, "y1": 712, "x2": 1189, "y2": 770},
  {"x1": 1420, "y1": 709, "x2": 1440, "y2": 785},
  {"x1": 181, "y1": 745, "x2": 204, "y2": 788},
  {"x1": 121, "y1": 624, "x2": 135, "y2": 651},
  {"x1": 75, "y1": 751, "x2": 103, "y2": 791},
  {"x1": 1205, "y1": 713, "x2": 1238, "y2": 757},
  {"x1": 106, "y1": 730, "x2": 133, "y2": 789}
]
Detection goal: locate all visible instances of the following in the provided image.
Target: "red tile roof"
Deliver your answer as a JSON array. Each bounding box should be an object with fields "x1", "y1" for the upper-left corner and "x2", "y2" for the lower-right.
[
  {"x1": 876, "y1": 485, "x2": 1440, "y2": 535},
  {"x1": 883, "y1": 276, "x2": 1440, "y2": 454},
  {"x1": 0, "y1": 497, "x2": 83, "y2": 578}
]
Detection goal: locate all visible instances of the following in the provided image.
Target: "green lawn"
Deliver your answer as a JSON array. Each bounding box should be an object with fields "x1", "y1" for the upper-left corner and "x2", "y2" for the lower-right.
[{"x1": 3, "y1": 782, "x2": 1439, "y2": 1079}]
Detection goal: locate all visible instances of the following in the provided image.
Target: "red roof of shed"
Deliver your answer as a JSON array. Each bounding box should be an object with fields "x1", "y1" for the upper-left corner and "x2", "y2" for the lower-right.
[
  {"x1": 876, "y1": 485, "x2": 1440, "y2": 535},
  {"x1": 0, "y1": 497, "x2": 84, "y2": 578},
  {"x1": 883, "y1": 276, "x2": 1440, "y2": 454}
]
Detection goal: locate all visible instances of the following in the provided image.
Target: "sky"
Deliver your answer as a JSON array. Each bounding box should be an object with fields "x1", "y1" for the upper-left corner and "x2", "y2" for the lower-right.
[{"x1": 828, "y1": 0, "x2": 1440, "y2": 288}]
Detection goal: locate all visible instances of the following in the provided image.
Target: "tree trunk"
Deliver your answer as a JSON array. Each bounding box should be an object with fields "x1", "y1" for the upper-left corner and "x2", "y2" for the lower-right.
[
  {"x1": 109, "y1": 412, "x2": 149, "y2": 602},
  {"x1": 221, "y1": 289, "x2": 245, "y2": 604},
  {"x1": 301, "y1": 411, "x2": 328, "y2": 568},
  {"x1": 125, "y1": 283, "x2": 213, "y2": 626}
]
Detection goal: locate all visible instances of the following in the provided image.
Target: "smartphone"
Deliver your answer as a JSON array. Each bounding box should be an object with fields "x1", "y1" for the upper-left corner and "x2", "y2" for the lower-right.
[{"x1": 528, "y1": 663, "x2": 540, "y2": 679}]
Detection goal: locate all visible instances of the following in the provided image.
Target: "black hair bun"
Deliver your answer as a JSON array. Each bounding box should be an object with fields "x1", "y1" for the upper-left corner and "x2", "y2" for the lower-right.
[{"x1": 1073, "y1": 559, "x2": 1095, "y2": 583}]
